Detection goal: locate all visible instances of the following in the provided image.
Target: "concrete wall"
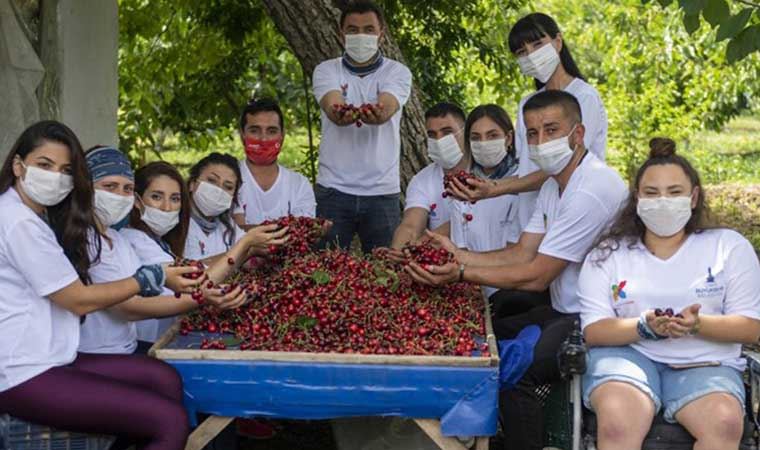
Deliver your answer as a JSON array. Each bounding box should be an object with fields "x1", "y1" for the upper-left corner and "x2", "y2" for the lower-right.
[{"x1": 40, "y1": 0, "x2": 119, "y2": 149}]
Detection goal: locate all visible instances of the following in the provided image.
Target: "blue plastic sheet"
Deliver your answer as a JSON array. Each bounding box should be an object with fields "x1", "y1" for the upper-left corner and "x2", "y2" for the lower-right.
[
  {"x1": 497, "y1": 325, "x2": 541, "y2": 390},
  {"x1": 162, "y1": 334, "x2": 498, "y2": 436}
]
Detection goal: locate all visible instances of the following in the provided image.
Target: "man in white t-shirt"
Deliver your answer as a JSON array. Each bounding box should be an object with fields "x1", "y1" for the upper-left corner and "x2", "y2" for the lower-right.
[
  {"x1": 232, "y1": 98, "x2": 316, "y2": 229},
  {"x1": 405, "y1": 90, "x2": 627, "y2": 449},
  {"x1": 312, "y1": 0, "x2": 412, "y2": 252},
  {"x1": 387, "y1": 102, "x2": 468, "y2": 252}
]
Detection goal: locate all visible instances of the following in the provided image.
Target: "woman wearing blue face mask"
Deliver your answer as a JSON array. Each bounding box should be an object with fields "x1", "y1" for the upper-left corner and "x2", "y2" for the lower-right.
[
  {"x1": 445, "y1": 13, "x2": 608, "y2": 237},
  {"x1": 0, "y1": 121, "x2": 211, "y2": 450},
  {"x1": 579, "y1": 138, "x2": 760, "y2": 450},
  {"x1": 120, "y1": 161, "x2": 287, "y2": 347}
]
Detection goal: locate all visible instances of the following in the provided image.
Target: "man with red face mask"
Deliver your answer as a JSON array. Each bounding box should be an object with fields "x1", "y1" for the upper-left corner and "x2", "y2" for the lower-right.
[{"x1": 232, "y1": 98, "x2": 316, "y2": 229}]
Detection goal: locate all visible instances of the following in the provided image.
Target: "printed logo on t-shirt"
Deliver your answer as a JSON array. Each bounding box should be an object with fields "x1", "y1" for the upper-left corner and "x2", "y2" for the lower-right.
[
  {"x1": 341, "y1": 83, "x2": 349, "y2": 97},
  {"x1": 706, "y1": 267, "x2": 715, "y2": 283},
  {"x1": 696, "y1": 267, "x2": 725, "y2": 298},
  {"x1": 199, "y1": 241, "x2": 206, "y2": 256},
  {"x1": 612, "y1": 280, "x2": 627, "y2": 301},
  {"x1": 430, "y1": 203, "x2": 437, "y2": 218}
]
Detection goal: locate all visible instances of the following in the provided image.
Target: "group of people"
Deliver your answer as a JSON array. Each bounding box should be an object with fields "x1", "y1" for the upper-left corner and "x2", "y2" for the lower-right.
[{"x1": 0, "y1": 1, "x2": 758, "y2": 450}]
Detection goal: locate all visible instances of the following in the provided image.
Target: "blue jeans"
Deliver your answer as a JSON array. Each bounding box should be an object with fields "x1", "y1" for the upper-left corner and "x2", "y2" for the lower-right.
[
  {"x1": 583, "y1": 346, "x2": 745, "y2": 423},
  {"x1": 315, "y1": 184, "x2": 401, "y2": 253}
]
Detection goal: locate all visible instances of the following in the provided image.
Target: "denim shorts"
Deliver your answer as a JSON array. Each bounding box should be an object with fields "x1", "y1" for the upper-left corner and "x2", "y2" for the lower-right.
[{"x1": 582, "y1": 346, "x2": 744, "y2": 423}]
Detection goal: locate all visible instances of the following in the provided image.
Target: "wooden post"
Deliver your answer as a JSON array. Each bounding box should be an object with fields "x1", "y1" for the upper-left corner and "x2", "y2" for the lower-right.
[
  {"x1": 413, "y1": 419, "x2": 472, "y2": 450},
  {"x1": 184, "y1": 416, "x2": 234, "y2": 450}
]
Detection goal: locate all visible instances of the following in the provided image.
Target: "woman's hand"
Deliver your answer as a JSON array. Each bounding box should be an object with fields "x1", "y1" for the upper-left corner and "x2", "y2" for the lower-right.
[
  {"x1": 202, "y1": 284, "x2": 248, "y2": 310},
  {"x1": 163, "y1": 265, "x2": 205, "y2": 294},
  {"x1": 446, "y1": 177, "x2": 496, "y2": 203},
  {"x1": 645, "y1": 310, "x2": 671, "y2": 338},
  {"x1": 243, "y1": 223, "x2": 289, "y2": 252},
  {"x1": 669, "y1": 304, "x2": 701, "y2": 338}
]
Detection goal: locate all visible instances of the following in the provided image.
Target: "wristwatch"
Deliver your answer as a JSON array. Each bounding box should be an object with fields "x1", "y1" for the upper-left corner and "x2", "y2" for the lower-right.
[{"x1": 458, "y1": 263, "x2": 466, "y2": 282}]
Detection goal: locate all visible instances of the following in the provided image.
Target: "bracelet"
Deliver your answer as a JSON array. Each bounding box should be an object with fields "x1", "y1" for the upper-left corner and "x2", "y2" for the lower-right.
[
  {"x1": 689, "y1": 318, "x2": 701, "y2": 336},
  {"x1": 133, "y1": 264, "x2": 166, "y2": 297},
  {"x1": 458, "y1": 263, "x2": 465, "y2": 282},
  {"x1": 637, "y1": 312, "x2": 664, "y2": 341}
]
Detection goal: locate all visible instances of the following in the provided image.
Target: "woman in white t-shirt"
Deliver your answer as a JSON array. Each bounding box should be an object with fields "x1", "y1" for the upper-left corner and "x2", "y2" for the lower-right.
[
  {"x1": 185, "y1": 152, "x2": 247, "y2": 261},
  {"x1": 79, "y1": 147, "x2": 252, "y2": 356},
  {"x1": 445, "y1": 13, "x2": 607, "y2": 234},
  {"x1": 449, "y1": 105, "x2": 520, "y2": 297},
  {"x1": 122, "y1": 161, "x2": 287, "y2": 344},
  {"x1": 579, "y1": 138, "x2": 760, "y2": 450},
  {"x1": 0, "y1": 121, "x2": 206, "y2": 449}
]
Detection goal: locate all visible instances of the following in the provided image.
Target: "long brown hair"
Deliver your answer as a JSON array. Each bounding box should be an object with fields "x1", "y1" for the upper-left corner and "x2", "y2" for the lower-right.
[
  {"x1": 0, "y1": 121, "x2": 100, "y2": 283},
  {"x1": 592, "y1": 137, "x2": 712, "y2": 262},
  {"x1": 129, "y1": 161, "x2": 190, "y2": 258}
]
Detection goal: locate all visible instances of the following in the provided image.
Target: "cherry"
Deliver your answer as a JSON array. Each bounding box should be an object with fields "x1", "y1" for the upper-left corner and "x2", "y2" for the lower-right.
[
  {"x1": 464, "y1": 213, "x2": 473, "y2": 222},
  {"x1": 227, "y1": 257, "x2": 235, "y2": 265}
]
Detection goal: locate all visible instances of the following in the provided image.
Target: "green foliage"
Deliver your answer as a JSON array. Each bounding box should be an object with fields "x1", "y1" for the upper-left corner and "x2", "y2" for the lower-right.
[
  {"x1": 538, "y1": 0, "x2": 760, "y2": 178},
  {"x1": 643, "y1": 0, "x2": 760, "y2": 62}
]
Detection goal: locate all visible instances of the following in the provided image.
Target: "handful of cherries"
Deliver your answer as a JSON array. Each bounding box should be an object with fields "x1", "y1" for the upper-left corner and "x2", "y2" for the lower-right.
[
  {"x1": 442, "y1": 170, "x2": 481, "y2": 203},
  {"x1": 332, "y1": 103, "x2": 383, "y2": 128}
]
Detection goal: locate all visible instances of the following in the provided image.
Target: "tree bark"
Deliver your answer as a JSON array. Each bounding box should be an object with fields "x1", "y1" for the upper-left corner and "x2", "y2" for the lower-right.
[{"x1": 260, "y1": 0, "x2": 429, "y2": 192}]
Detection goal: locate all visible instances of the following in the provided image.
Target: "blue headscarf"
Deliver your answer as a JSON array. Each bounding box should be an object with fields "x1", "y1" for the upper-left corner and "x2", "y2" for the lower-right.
[{"x1": 85, "y1": 146, "x2": 134, "y2": 182}]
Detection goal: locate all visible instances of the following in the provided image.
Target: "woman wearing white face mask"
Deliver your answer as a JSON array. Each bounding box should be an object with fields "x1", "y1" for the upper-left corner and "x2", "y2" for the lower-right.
[
  {"x1": 448, "y1": 105, "x2": 520, "y2": 298},
  {"x1": 579, "y1": 138, "x2": 760, "y2": 450},
  {"x1": 445, "y1": 14, "x2": 608, "y2": 235},
  {"x1": 121, "y1": 161, "x2": 286, "y2": 345}
]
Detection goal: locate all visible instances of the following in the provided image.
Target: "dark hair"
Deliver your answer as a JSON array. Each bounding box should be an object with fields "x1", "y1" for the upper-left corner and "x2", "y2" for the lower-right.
[
  {"x1": 523, "y1": 90, "x2": 582, "y2": 124},
  {"x1": 592, "y1": 137, "x2": 711, "y2": 262},
  {"x1": 339, "y1": 0, "x2": 385, "y2": 29},
  {"x1": 424, "y1": 102, "x2": 466, "y2": 124},
  {"x1": 0, "y1": 120, "x2": 100, "y2": 284},
  {"x1": 188, "y1": 153, "x2": 242, "y2": 249},
  {"x1": 239, "y1": 98, "x2": 285, "y2": 134},
  {"x1": 508, "y1": 13, "x2": 585, "y2": 90},
  {"x1": 130, "y1": 161, "x2": 190, "y2": 258},
  {"x1": 464, "y1": 104, "x2": 516, "y2": 156}
]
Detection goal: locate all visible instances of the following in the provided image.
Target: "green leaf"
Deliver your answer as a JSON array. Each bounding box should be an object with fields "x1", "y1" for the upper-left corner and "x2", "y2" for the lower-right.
[
  {"x1": 716, "y1": 8, "x2": 753, "y2": 41},
  {"x1": 683, "y1": 13, "x2": 701, "y2": 34},
  {"x1": 726, "y1": 25, "x2": 760, "y2": 63},
  {"x1": 295, "y1": 315, "x2": 317, "y2": 330},
  {"x1": 679, "y1": 0, "x2": 706, "y2": 15},
  {"x1": 311, "y1": 269, "x2": 330, "y2": 285},
  {"x1": 702, "y1": 0, "x2": 730, "y2": 27},
  {"x1": 376, "y1": 276, "x2": 389, "y2": 287}
]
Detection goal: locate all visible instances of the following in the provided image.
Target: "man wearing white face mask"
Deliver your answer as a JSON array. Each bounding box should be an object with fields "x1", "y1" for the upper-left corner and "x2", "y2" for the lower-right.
[
  {"x1": 404, "y1": 91, "x2": 626, "y2": 450},
  {"x1": 312, "y1": 0, "x2": 412, "y2": 253},
  {"x1": 387, "y1": 102, "x2": 467, "y2": 253}
]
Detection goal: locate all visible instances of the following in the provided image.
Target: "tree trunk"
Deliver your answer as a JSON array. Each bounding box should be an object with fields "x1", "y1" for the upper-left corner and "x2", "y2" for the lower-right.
[{"x1": 260, "y1": 0, "x2": 429, "y2": 192}]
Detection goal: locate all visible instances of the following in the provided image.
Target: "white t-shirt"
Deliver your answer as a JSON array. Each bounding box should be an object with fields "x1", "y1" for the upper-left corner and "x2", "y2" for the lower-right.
[
  {"x1": 0, "y1": 188, "x2": 80, "y2": 392},
  {"x1": 450, "y1": 193, "x2": 520, "y2": 298},
  {"x1": 119, "y1": 227, "x2": 176, "y2": 342},
  {"x1": 185, "y1": 217, "x2": 245, "y2": 260},
  {"x1": 79, "y1": 229, "x2": 141, "y2": 354},
  {"x1": 579, "y1": 229, "x2": 760, "y2": 370},
  {"x1": 235, "y1": 162, "x2": 316, "y2": 225},
  {"x1": 404, "y1": 163, "x2": 451, "y2": 231},
  {"x1": 313, "y1": 57, "x2": 412, "y2": 196},
  {"x1": 515, "y1": 78, "x2": 608, "y2": 230},
  {"x1": 524, "y1": 153, "x2": 626, "y2": 314}
]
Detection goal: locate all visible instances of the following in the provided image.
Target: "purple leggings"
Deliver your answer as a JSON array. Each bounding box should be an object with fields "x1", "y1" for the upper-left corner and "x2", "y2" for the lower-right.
[{"x1": 0, "y1": 352, "x2": 189, "y2": 450}]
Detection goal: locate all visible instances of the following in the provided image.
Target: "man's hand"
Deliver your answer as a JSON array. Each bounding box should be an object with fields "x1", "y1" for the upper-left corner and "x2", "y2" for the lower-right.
[
  {"x1": 418, "y1": 229, "x2": 460, "y2": 258},
  {"x1": 202, "y1": 284, "x2": 248, "y2": 311},
  {"x1": 404, "y1": 261, "x2": 459, "y2": 287},
  {"x1": 358, "y1": 103, "x2": 386, "y2": 125},
  {"x1": 446, "y1": 176, "x2": 497, "y2": 203},
  {"x1": 374, "y1": 246, "x2": 406, "y2": 263}
]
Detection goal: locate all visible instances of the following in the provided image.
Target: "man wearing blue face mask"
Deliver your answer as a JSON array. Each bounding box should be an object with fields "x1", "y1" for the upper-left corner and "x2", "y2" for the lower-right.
[
  {"x1": 385, "y1": 102, "x2": 468, "y2": 256},
  {"x1": 404, "y1": 90, "x2": 627, "y2": 450},
  {"x1": 312, "y1": 0, "x2": 412, "y2": 253}
]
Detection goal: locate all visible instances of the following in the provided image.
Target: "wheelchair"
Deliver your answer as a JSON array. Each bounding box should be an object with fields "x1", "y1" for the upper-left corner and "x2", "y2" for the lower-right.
[{"x1": 543, "y1": 339, "x2": 760, "y2": 450}]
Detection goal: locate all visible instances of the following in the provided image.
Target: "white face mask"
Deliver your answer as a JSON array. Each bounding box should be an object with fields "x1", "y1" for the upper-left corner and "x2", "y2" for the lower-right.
[
  {"x1": 193, "y1": 181, "x2": 233, "y2": 217},
  {"x1": 471, "y1": 138, "x2": 507, "y2": 169},
  {"x1": 427, "y1": 133, "x2": 463, "y2": 170},
  {"x1": 141, "y1": 204, "x2": 180, "y2": 237},
  {"x1": 94, "y1": 189, "x2": 134, "y2": 227},
  {"x1": 344, "y1": 33, "x2": 379, "y2": 63},
  {"x1": 19, "y1": 163, "x2": 74, "y2": 206},
  {"x1": 517, "y1": 42, "x2": 561, "y2": 84},
  {"x1": 637, "y1": 196, "x2": 693, "y2": 238},
  {"x1": 528, "y1": 125, "x2": 578, "y2": 175}
]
